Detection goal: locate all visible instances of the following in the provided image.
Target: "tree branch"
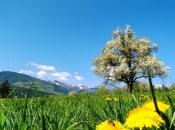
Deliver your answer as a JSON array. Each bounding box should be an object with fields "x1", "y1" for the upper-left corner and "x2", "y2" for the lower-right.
[{"x1": 133, "y1": 75, "x2": 155, "y2": 82}]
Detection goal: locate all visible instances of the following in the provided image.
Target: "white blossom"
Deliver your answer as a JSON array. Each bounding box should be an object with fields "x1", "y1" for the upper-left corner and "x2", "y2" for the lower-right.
[{"x1": 93, "y1": 25, "x2": 170, "y2": 92}]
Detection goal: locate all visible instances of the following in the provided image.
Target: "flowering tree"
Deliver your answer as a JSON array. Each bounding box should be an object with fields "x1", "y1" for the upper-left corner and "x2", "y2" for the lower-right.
[{"x1": 93, "y1": 25, "x2": 170, "y2": 93}]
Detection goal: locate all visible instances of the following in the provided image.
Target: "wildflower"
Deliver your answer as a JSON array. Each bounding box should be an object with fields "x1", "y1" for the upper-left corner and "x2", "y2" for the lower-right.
[
  {"x1": 142, "y1": 100, "x2": 170, "y2": 113},
  {"x1": 105, "y1": 97, "x2": 112, "y2": 101},
  {"x1": 124, "y1": 107, "x2": 164, "y2": 130},
  {"x1": 114, "y1": 97, "x2": 118, "y2": 102},
  {"x1": 96, "y1": 120, "x2": 128, "y2": 130}
]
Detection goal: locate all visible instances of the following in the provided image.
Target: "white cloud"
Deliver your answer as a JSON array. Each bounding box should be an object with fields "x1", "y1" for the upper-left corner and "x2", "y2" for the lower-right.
[
  {"x1": 61, "y1": 72, "x2": 71, "y2": 76},
  {"x1": 51, "y1": 72, "x2": 71, "y2": 81},
  {"x1": 75, "y1": 76, "x2": 84, "y2": 80},
  {"x1": 75, "y1": 72, "x2": 78, "y2": 75},
  {"x1": 22, "y1": 62, "x2": 78, "y2": 82},
  {"x1": 18, "y1": 70, "x2": 35, "y2": 75},
  {"x1": 27, "y1": 62, "x2": 56, "y2": 71},
  {"x1": 58, "y1": 77, "x2": 68, "y2": 81},
  {"x1": 36, "y1": 71, "x2": 47, "y2": 78}
]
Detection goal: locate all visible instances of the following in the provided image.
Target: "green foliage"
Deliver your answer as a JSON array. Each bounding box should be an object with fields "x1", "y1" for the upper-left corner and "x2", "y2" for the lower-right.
[
  {"x1": 0, "y1": 84, "x2": 174, "y2": 130},
  {"x1": 80, "y1": 91, "x2": 89, "y2": 96},
  {"x1": 172, "y1": 83, "x2": 175, "y2": 90},
  {"x1": 95, "y1": 86, "x2": 111, "y2": 95},
  {"x1": 133, "y1": 83, "x2": 140, "y2": 92},
  {"x1": 0, "y1": 72, "x2": 174, "y2": 129},
  {"x1": 0, "y1": 91, "x2": 174, "y2": 129},
  {"x1": 0, "y1": 80, "x2": 11, "y2": 98},
  {"x1": 147, "y1": 68, "x2": 174, "y2": 129},
  {"x1": 67, "y1": 91, "x2": 78, "y2": 97},
  {"x1": 113, "y1": 87, "x2": 123, "y2": 94},
  {"x1": 132, "y1": 81, "x2": 150, "y2": 93},
  {"x1": 162, "y1": 84, "x2": 168, "y2": 91}
]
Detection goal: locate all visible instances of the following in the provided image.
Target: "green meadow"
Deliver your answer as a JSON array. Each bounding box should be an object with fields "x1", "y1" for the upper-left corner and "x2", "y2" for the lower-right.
[{"x1": 0, "y1": 89, "x2": 175, "y2": 130}]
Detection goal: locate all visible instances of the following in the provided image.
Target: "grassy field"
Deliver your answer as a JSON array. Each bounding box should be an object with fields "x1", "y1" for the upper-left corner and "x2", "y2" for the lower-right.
[{"x1": 0, "y1": 89, "x2": 175, "y2": 130}]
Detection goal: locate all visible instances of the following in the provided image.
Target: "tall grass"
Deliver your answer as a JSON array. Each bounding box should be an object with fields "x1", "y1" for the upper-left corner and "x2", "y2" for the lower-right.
[{"x1": 0, "y1": 81, "x2": 175, "y2": 129}]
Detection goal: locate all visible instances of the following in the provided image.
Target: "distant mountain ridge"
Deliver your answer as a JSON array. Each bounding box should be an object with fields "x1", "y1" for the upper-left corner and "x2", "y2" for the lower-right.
[
  {"x1": 50, "y1": 80, "x2": 90, "y2": 93},
  {"x1": 0, "y1": 71, "x2": 123, "y2": 97},
  {"x1": 0, "y1": 71, "x2": 92, "y2": 97}
]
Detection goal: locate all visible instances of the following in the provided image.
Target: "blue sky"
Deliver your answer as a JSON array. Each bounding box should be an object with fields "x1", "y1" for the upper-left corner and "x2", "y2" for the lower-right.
[{"x1": 0, "y1": 0, "x2": 175, "y2": 88}]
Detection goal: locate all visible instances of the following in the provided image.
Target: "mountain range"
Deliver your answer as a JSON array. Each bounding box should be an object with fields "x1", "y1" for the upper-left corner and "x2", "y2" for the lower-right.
[
  {"x1": 0, "y1": 71, "x2": 168, "y2": 97},
  {"x1": 0, "y1": 71, "x2": 105, "y2": 97}
]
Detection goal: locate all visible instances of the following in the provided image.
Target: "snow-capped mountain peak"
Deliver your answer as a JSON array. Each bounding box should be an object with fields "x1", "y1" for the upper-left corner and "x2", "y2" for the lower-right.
[
  {"x1": 73, "y1": 84, "x2": 88, "y2": 90},
  {"x1": 50, "y1": 80, "x2": 89, "y2": 93}
]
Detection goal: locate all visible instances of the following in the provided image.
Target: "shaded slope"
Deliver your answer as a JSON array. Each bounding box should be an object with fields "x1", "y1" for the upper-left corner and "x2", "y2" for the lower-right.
[{"x1": 0, "y1": 71, "x2": 69, "y2": 97}]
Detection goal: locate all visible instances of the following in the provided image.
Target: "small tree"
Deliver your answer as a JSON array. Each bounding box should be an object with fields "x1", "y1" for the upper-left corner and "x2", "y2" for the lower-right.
[
  {"x1": 93, "y1": 25, "x2": 170, "y2": 93},
  {"x1": 80, "y1": 91, "x2": 89, "y2": 96},
  {"x1": 0, "y1": 80, "x2": 11, "y2": 98},
  {"x1": 133, "y1": 83, "x2": 140, "y2": 92},
  {"x1": 162, "y1": 84, "x2": 168, "y2": 91},
  {"x1": 114, "y1": 87, "x2": 123, "y2": 94},
  {"x1": 95, "y1": 86, "x2": 111, "y2": 95},
  {"x1": 132, "y1": 82, "x2": 149, "y2": 92},
  {"x1": 171, "y1": 83, "x2": 175, "y2": 90},
  {"x1": 138, "y1": 81, "x2": 150, "y2": 92},
  {"x1": 67, "y1": 91, "x2": 78, "y2": 97}
]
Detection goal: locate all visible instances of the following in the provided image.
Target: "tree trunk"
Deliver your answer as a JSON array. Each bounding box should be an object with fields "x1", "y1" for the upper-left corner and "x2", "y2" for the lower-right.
[{"x1": 127, "y1": 82, "x2": 133, "y2": 93}]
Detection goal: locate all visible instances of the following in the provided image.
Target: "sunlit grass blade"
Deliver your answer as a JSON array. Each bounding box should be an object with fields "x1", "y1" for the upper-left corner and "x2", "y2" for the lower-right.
[
  {"x1": 131, "y1": 94, "x2": 139, "y2": 107},
  {"x1": 170, "y1": 112, "x2": 175, "y2": 129},
  {"x1": 167, "y1": 94, "x2": 175, "y2": 114},
  {"x1": 41, "y1": 100, "x2": 46, "y2": 130},
  {"x1": 6, "y1": 86, "x2": 19, "y2": 98},
  {"x1": 19, "y1": 84, "x2": 32, "y2": 129},
  {"x1": 147, "y1": 67, "x2": 172, "y2": 130},
  {"x1": 147, "y1": 67, "x2": 160, "y2": 114}
]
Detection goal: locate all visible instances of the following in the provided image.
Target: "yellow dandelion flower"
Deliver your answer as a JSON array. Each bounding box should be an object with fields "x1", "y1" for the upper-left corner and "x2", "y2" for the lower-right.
[
  {"x1": 124, "y1": 107, "x2": 164, "y2": 130},
  {"x1": 142, "y1": 100, "x2": 170, "y2": 113},
  {"x1": 114, "y1": 97, "x2": 118, "y2": 102},
  {"x1": 105, "y1": 97, "x2": 112, "y2": 101},
  {"x1": 96, "y1": 120, "x2": 128, "y2": 130}
]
